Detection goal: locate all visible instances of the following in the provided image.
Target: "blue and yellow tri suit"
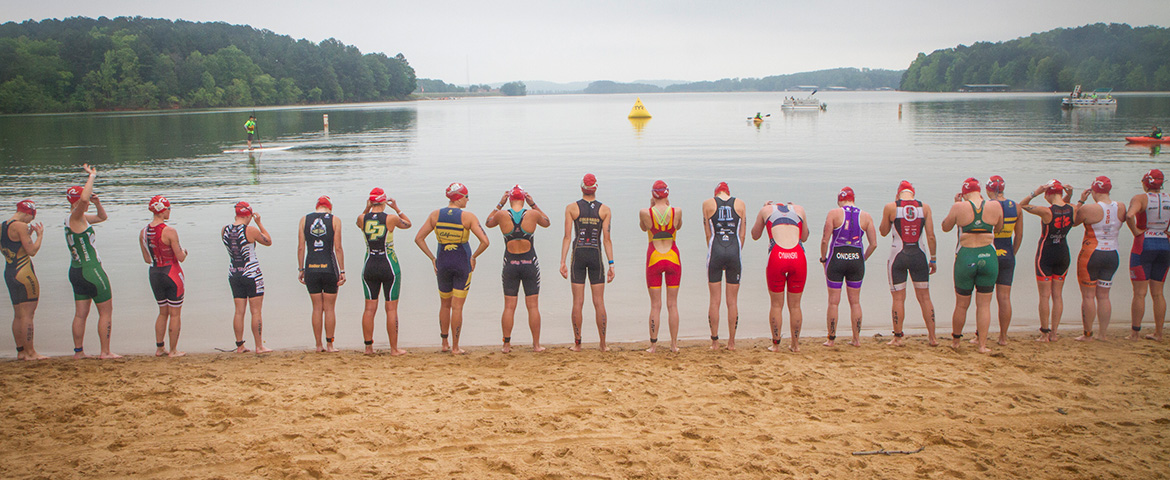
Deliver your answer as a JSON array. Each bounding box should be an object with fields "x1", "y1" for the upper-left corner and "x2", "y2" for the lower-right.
[
  {"x1": 994, "y1": 198, "x2": 1018, "y2": 286},
  {"x1": 435, "y1": 207, "x2": 472, "y2": 298}
]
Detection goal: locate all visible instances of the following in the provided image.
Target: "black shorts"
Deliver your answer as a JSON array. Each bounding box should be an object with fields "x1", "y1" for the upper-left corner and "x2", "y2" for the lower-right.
[
  {"x1": 1036, "y1": 245, "x2": 1071, "y2": 280},
  {"x1": 1078, "y1": 249, "x2": 1119, "y2": 288},
  {"x1": 570, "y1": 248, "x2": 604, "y2": 285},
  {"x1": 707, "y1": 242, "x2": 742, "y2": 284},
  {"x1": 229, "y1": 273, "x2": 264, "y2": 299},
  {"x1": 825, "y1": 246, "x2": 864, "y2": 289},
  {"x1": 888, "y1": 245, "x2": 929, "y2": 289},
  {"x1": 305, "y1": 270, "x2": 339, "y2": 295},
  {"x1": 997, "y1": 253, "x2": 1016, "y2": 286},
  {"x1": 502, "y1": 251, "x2": 540, "y2": 297},
  {"x1": 149, "y1": 265, "x2": 185, "y2": 307},
  {"x1": 4, "y1": 263, "x2": 38, "y2": 305},
  {"x1": 247, "y1": 133, "x2": 254, "y2": 141}
]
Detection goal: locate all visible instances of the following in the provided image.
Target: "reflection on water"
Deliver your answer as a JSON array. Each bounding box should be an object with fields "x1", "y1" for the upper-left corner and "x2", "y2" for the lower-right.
[{"x1": 1, "y1": 92, "x2": 1169, "y2": 357}]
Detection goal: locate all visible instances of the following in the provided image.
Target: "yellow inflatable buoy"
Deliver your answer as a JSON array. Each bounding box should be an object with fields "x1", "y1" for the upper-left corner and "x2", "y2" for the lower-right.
[{"x1": 628, "y1": 97, "x2": 652, "y2": 119}]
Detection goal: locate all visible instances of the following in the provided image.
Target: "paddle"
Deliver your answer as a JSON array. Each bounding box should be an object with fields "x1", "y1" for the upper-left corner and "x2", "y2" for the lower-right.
[
  {"x1": 747, "y1": 114, "x2": 772, "y2": 120},
  {"x1": 252, "y1": 111, "x2": 263, "y2": 149}
]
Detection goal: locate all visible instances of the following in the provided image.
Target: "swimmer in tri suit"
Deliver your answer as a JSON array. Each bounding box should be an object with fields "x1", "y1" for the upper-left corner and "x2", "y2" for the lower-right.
[
  {"x1": 1073, "y1": 176, "x2": 1126, "y2": 341},
  {"x1": 819, "y1": 187, "x2": 877, "y2": 347},
  {"x1": 640, "y1": 180, "x2": 684, "y2": 353},
  {"x1": 751, "y1": 199, "x2": 810, "y2": 353},
  {"x1": 941, "y1": 178, "x2": 1004, "y2": 353},
  {"x1": 559, "y1": 174, "x2": 616, "y2": 351},
  {"x1": 415, "y1": 182, "x2": 490, "y2": 355},
  {"x1": 702, "y1": 182, "x2": 746, "y2": 350},
  {"x1": 486, "y1": 185, "x2": 550, "y2": 353},
  {"x1": 297, "y1": 195, "x2": 346, "y2": 353},
  {"x1": 139, "y1": 195, "x2": 188, "y2": 357},
  {"x1": 880, "y1": 181, "x2": 938, "y2": 346},
  {"x1": 223, "y1": 201, "x2": 272, "y2": 354},
  {"x1": 357, "y1": 188, "x2": 412, "y2": 355},
  {"x1": 1127, "y1": 169, "x2": 1170, "y2": 341},
  {"x1": 65, "y1": 164, "x2": 120, "y2": 359},
  {"x1": 1020, "y1": 180, "x2": 1075, "y2": 342},
  {"x1": 986, "y1": 176, "x2": 1024, "y2": 346},
  {"x1": 4, "y1": 200, "x2": 46, "y2": 360}
]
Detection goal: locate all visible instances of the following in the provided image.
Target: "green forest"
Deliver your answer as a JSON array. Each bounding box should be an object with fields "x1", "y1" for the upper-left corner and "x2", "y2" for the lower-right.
[
  {"x1": 0, "y1": 16, "x2": 416, "y2": 114},
  {"x1": 664, "y1": 68, "x2": 904, "y2": 92},
  {"x1": 901, "y1": 23, "x2": 1170, "y2": 92}
]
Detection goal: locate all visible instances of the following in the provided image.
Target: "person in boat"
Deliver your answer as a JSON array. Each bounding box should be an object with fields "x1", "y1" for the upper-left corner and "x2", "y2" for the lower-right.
[
  {"x1": 245, "y1": 116, "x2": 257, "y2": 150},
  {"x1": 1152, "y1": 126, "x2": 1163, "y2": 140},
  {"x1": 754, "y1": 113, "x2": 763, "y2": 120}
]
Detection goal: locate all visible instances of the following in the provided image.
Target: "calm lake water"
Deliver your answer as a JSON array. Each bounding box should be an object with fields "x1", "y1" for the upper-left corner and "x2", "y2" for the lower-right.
[{"x1": 2, "y1": 92, "x2": 1168, "y2": 356}]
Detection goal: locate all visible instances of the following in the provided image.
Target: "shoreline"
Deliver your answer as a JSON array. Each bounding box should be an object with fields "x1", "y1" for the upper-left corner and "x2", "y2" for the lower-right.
[{"x1": 2, "y1": 334, "x2": 1167, "y2": 478}]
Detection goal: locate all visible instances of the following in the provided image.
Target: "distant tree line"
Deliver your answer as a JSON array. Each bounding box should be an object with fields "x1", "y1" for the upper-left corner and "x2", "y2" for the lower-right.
[
  {"x1": 584, "y1": 80, "x2": 663, "y2": 94},
  {"x1": 0, "y1": 16, "x2": 416, "y2": 114},
  {"x1": 499, "y1": 81, "x2": 526, "y2": 96},
  {"x1": 901, "y1": 23, "x2": 1170, "y2": 92},
  {"x1": 664, "y1": 68, "x2": 903, "y2": 92},
  {"x1": 416, "y1": 78, "x2": 464, "y2": 93}
]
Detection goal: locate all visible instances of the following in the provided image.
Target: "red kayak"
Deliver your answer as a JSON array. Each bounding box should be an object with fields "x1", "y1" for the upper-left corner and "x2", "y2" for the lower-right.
[{"x1": 1126, "y1": 136, "x2": 1170, "y2": 144}]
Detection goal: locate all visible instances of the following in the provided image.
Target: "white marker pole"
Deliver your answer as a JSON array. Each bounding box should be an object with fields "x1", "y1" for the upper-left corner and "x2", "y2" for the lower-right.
[{"x1": 323, "y1": 114, "x2": 329, "y2": 133}]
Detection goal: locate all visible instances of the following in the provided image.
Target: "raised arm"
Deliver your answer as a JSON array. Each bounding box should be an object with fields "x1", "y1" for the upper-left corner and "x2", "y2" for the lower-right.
[
  {"x1": 86, "y1": 195, "x2": 108, "y2": 225},
  {"x1": 1073, "y1": 189, "x2": 1092, "y2": 225},
  {"x1": 638, "y1": 208, "x2": 652, "y2": 232},
  {"x1": 70, "y1": 164, "x2": 97, "y2": 224},
  {"x1": 1019, "y1": 186, "x2": 1054, "y2": 223},
  {"x1": 940, "y1": 202, "x2": 959, "y2": 233},
  {"x1": 248, "y1": 213, "x2": 272, "y2": 246},
  {"x1": 388, "y1": 198, "x2": 412, "y2": 229}
]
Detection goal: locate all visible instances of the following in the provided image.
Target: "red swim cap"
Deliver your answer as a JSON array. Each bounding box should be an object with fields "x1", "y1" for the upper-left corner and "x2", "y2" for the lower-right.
[
  {"x1": 235, "y1": 201, "x2": 253, "y2": 217},
  {"x1": 1045, "y1": 180, "x2": 1064, "y2": 196},
  {"x1": 581, "y1": 174, "x2": 598, "y2": 194},
  {"x1": 446, "y1": 183, "x2": 468, "y2": 201},
  {"x1": 986, "y1": 175, "x2": 1005, "y2": 193},
  {"x1": 316, "y1": 195, "x2": 333, "y2": 209},
  {"x1": 16, "y1": 200, "x2": 36, "y2": 216},
  {"x1": 1091, "y1": 176, "x2": 1111, "y2": 194},
  {"x1": 961, "y1": 178, "x2": 981, "y2": 195},
  {"x1": 898, "y1": 180, "x2": 915, "y2": 195},
  {"x1": 1144, "y1": 169, "x2": 1164, "y2": 190},
  {"x1": 66, "y1": 186, "x2": 83, "y2": 204},
  {"x1": 838, "y1": 187, "x2": 855, "y2": 202},
  {"x1": 509, "y1": 184, "x2": 526, "y2": 201},
  {"x1": 148, "y1": 195, "x2": 170, "y2": 213},
  {"x1": 369, "y1": 187, "x2": 387, "y2": 204},
  {"x1": 651, "y1": 180, "x2": 669, "y2": 199},
  {"x1": 714, "y1": 182, "x2": 730, "y2": 196}
]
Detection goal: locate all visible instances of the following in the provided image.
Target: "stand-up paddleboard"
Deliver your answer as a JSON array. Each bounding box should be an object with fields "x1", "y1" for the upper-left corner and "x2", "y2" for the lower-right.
[{"x1": 223, "y1": 145, "x2": 294, "y2": 153}]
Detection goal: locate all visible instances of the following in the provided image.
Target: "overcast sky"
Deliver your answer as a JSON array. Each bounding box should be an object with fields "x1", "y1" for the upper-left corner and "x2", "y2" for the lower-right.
[{"x1": 3, "y1": 0, "x2": 1168, "y2": 84}]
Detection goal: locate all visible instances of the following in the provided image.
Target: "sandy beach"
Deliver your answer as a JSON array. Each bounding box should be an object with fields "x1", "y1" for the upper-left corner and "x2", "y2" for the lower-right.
[{"x1": 2, "y1": 335, "x2": 1169, "y2": 479}]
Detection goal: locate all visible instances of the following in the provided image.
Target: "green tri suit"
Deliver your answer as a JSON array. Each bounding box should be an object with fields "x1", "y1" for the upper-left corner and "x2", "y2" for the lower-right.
[
  {"x1": 953, "y1": 200, "x2": 998, "y2": 296},
  {"x1": 65, "y1": 222, "x2": 112, "y2": 303}
]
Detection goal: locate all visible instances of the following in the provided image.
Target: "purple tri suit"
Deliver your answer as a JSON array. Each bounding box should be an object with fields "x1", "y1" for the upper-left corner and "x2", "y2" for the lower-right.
[{"x1": 825, "y1": 205, "x2": 865, "y2": 289}]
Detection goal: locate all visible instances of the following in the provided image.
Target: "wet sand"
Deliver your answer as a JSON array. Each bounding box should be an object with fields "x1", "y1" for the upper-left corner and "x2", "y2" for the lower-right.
[{"x1": 2, "y1": 335, "x2": 1169, "y2": 479}]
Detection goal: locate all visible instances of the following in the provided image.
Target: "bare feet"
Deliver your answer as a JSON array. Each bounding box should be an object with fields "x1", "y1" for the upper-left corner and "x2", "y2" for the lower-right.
[
  {"x1": 710, "y1": 340, "x2": 720, "y2": 350},
  {"x1": 451, "y1": 347, "x2": 466, "y2": 355},
  {"x1": 670, "y1": 344, "x2": 680, "y2": 353},
  {"x1": 1050, "y1": 333, "x2": 1060, "y2": 342},
  {"x1": 927, "y1": 335, "x2": 939, "y2": 347},
  {"x1": 849, "y1": 339, "x2": 861, "y2": 347},
  {"x1": 788, "y1": 341, "x2": 800, "y2": 353},
  {"x1": 645, "y1": 344, "x2": 658, "y2": 353},
  {"x1": 99, "y1": 352, "x2": 122, "y2": 359},
  {"x1": 951, "y1": 337, "x2": 962, "y2": 349},
  {"x1": 822, "y1": 339, "x2": 835, "y2": 347},
  {"x1": 727, "y1": 339, "x2": 736, "y2": 351},
  {"x1": 568, "y1": 343, "x2": 582, "y2": 352},
  {"x1": 532, "y1": 345, "x2": 546, "y2": 353},
  {"x1": 1075, "y1": 334, "x2": 1094, "y2": 342},
  {"x1": 997, "y1": 335, "x2": 1008, "y2": 346},
  {"x1": 168, "y1": 350, "x2": 186, "y2": 358},
  {"x1": 1128, "y1": 331, "x2": 1142, "y2": 341},
  {"x1": 389, "y1": 348, "x2": 408, "y2": 356},
  {"x1": 73, "y1": 351, "x2": 89, "y2": 360},
  {"x1": 316, "y1": 346, "x2": 326, "y2": 353},
  {"x1": 155, "y1": 348, "x2": 166, "y2": 357},
  {"x1": 255, "y1": 346, "x2": 273, "y2": 354},
  {"x1": 1145, "y1": 334, "x2": 1163, "y2": 341},
  {"x1": 600, "y1": 344, "x2": 611, "y2": 352},
  {"x1": 364, "y1": 347, "x2": 377, "y2": 355},
  {"x1": 886, "y1": 337, "x2": 903, "y2": 346},
  {"x1": 325, "y1": 345, "x2": 340, "y2": 353},
  {"x1": 235, "y1": 345, "x2": 251, "y2": 354},
  {"x1": 977, "y1": 346, "x2": 992, "y2": 354},
  {"x1": 1035, "y1": 334, "x2": 1050, "y2": 342},
  {"x1": 501, "y1": 344, "x2": 512, "y2": 353},
  {"x1": 25, "y1": 352, "x2": 49, "y2": 360}
]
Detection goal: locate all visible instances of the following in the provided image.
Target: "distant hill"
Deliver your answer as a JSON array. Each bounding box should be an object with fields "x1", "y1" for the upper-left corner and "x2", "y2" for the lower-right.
[
  {"x1": 900, "y1": 23, "x2": 1170, "y2": 92},
  {"x1": 0, "y1": 16, "x2": 416, "y2": 113},
  {"x1": 583, "y1": 80, "x2": 663, "y2": 94},
  {"x1": 663, "y1": 68, "x2": 903, "y2": 92}
]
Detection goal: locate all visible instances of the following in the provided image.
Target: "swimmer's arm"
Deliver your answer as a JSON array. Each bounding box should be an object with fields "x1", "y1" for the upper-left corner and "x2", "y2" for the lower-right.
[
  {"x1": 18, "y1": 222, "x2": 43, "y2": 256},
  {"x1": 702, "y1": 200, "x2": 714, "y2": 245},
  {"x1": 251, "y1": 214, "x2": 272, "y2": 246},
  {"x1": 484, "y1": 209, "x2": 500, "y2": 228},
  {"x1": 139, "y1": 228, "x2": 152, "y2": 264},
  {"x1": 531, "y1": 202, "x2": 551, "y2": 228},
  {"x1": 71, "y1": 164, "x2": 97, "y2": 224},
  {"x1": 797, "y1": 206, "x2": 810, "y2": 243},
  {"x1": 862, "y1": 212, "x2": 878, "y2": 261},
  {"x1": 923, "y1": 204, "x2": 938, "y2": 258},
  {"x1": 674, "y1": 207, "x2": 682, "y2": 231},
  {"x1": 389, "y1": 198, "x2": 411, "y2": 229},
  {"x1": 297, "y1": 217, "x2": 307, "y2": 274},
  {"x1": 879, "y1": 203, "x2": 894, "y2": 237},
  {"x1": 86, "y1": 195, "x2": 108, "y2": 225},
  {"x1": 1011, "y1": 209, "x2": 1023, "y2": 254},
  {"x1": 736, "y1": 199, "x2": 747, "y2": 247},
  {"x1": 819, "y1": 211, "x2": 834, "y2": 260},
  {"x1": 750, "y1": 207, "x2": 767, "y2": 241},
  {"x1": 1126, "y1": 194, "x2": 1144, "y2": 235},
  {"x1": 356, "y1": 213, "x2": 365, "y2": 230},
  {"x1": 560, "y1": 204, "x2": 574, "y2": 270},
  {"x1": 601, "y1": 204, "x2": 615, "y2": 264},
  {"x1": 467, "y1": 213, "x2": 490, "y2": 259},
  {"x1": 332, "y1": 216, "x2": 344, "y2": 275},
  {"x1": 169, "y1": 227, "x2": 188, "y2": 263},
  {"x1": 992, "y1": 204, "x2": 1004, "y2": 234},
  {"x1": 414, "y1": 211, "x2": 438, "y2": 262},
  {"x1": 940, "y1": 203, "x2": 959, "y2": 233},
  {"x1": 638, "y1": 208, "x2": 651, "y2": 232},
  {"x1": 1118, "y1": 202, "x2": 1128, "y2": 225}
]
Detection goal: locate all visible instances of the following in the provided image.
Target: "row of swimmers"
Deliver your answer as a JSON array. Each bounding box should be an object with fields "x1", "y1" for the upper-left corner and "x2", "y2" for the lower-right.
[{"x1": 4, "y1": 166, "x2": 1169, "y2": 359}]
